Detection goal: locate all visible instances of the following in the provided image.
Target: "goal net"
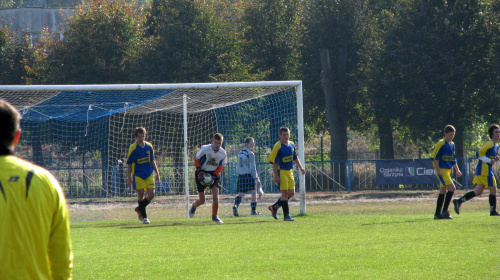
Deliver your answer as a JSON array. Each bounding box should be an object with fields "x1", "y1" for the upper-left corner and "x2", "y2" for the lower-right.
[{"x1": 0, "y1": 81, "x2": 306, "y2": 218}]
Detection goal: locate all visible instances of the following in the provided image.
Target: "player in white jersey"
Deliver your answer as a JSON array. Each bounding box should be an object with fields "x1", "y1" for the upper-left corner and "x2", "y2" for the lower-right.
[
  {"x1": 233, "y1": 137, "x2": 263, "y2": 216},
  {"x1": 189, "y1": 133, "x2": 227, "y2": 223}
]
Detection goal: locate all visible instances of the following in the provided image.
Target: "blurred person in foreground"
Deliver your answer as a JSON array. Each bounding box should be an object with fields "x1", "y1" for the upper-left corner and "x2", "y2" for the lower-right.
[{"x1": 0, "y1": 99, "x2": 73, "y2": 279}]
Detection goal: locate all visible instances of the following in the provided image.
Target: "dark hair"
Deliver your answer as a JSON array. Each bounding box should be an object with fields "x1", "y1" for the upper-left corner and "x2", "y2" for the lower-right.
[
  {"x1": 279, "y1": 127, "x2": 290, "y2": 134},
  {"x1": 213, "y1": 133, "x2": 223, "y2": 141},
  {"x1": 244, "y1": 137, "x2": 254, "y2": 144},
  {"x1": 0, "y1": 99, "x2": 21, "y2": 147},
  {"x1": 444, "y1": 125, "x2": 455, "y2": 134},
  {"x1": 488, "y1": 124, "x2": 500, "y2": 139},
  {"x1": 135, "y1": 127, "x2": 146, "y2": 137}
]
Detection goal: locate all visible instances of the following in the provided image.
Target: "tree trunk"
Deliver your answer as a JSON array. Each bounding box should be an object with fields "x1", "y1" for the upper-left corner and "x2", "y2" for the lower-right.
[
  {"x1": 320, "y1": 48, "x2": 348, "y2": 186},
  {"x1": 454, "y1": 124, "x2": 464, "y2": 159},
  {"x1": 376, "y1": 116, "x2": 394, "y2": 159},
  {"x1": 453, "y1": 124, "x2": 464, "y2": 185}
]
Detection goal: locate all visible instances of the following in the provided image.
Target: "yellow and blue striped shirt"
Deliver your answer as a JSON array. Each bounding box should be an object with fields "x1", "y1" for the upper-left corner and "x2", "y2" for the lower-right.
[
  {"x1": 475, "y1": 140, "x2": 499, "y2": 177},
  {"x1": 127, "y1": 141, "x2": 155, "y2": 179},
  {"x1": 268, "y1": 140, "x2": 298, "y2": 171},
  {"x1": 431, "y1": 139, "x2": 457, "y2": 169}
]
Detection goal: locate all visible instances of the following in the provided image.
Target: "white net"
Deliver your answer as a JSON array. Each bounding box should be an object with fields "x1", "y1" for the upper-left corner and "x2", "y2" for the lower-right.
[{"x1": 0, "y1": 82, "x2": 304, "y2": 206}]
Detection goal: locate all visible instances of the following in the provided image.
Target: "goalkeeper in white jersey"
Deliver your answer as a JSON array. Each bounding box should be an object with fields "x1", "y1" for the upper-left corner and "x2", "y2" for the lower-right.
[
  {"x1": 233, "y1": 137, "x2": 263, "y2": 217},
  {"x1": 189, "y1": 133, "x2": 227, "y2": 224}
]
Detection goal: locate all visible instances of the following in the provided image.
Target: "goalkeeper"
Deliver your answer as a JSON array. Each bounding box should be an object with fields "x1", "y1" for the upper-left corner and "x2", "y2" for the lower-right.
[
  {"x1": 0, "y1": 99, "x2": 73, "y2": 279},
  {"x1": 127, "y1": 127, "x2": 160, "y2": 224},
  {"x1": 189, "y1": 133, "x2": 227, "y2": 224},
  {"x1": 232, "y1": 137, "x2": 264, "y2": 217}
]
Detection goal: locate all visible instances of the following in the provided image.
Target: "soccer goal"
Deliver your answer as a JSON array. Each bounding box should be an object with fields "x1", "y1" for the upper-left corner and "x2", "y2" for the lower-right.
[{"x1": 0, "y1": 81, "x2": 306, "y2": 216}]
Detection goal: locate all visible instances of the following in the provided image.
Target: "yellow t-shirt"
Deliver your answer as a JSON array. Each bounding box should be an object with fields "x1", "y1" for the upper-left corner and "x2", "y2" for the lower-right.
[{"x1": 0, "y1": 155, "x2": 73, "y2": 279}]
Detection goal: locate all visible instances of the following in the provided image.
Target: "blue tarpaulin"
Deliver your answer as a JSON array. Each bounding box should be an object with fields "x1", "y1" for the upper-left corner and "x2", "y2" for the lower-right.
[{"x1": 21, "y1": 90, "x2": 173, "y2": 122}]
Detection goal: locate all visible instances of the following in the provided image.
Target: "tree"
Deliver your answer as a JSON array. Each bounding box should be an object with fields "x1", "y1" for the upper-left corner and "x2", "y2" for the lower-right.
[
  {"x1": 357, "y1": 0, "x2": 408, "y2": 159},
  {"x1": 0, "y1": 0, "x2": 19, "y2": 9},
  {"x1": 35, "y1": 0, "x2": 144, "y2": 84},
  {"x1": 0, "y1": 27, "x2": 35, "y2": 85},
  {"x1": 303, "y1": 0, "x2": 370, "y2": 185},
  {"x1": 378, "y1": 0, "x2": 498, "y2": 158},
  {"x1": 134, "y1": 0, "x2": 254, "y2": 83},
  {"x1": 241, "y1": 0, "x2": 303, "y2": 81}
]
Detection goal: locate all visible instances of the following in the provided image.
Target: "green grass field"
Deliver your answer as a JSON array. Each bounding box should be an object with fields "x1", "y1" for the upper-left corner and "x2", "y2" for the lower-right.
[{"x1": 70, "y1": 192, "x2": 500, "y2": 279}]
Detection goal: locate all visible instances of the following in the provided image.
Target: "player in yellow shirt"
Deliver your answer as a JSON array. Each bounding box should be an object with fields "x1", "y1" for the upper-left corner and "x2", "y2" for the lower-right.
[
  {"x1": 127, "y1": 127, "x2": 160, "y2": 224},
  {"x1": 0, "y1": 99, "x2": 73, "y2": 279},
  {"x1": 267, "y1": 127, "x2": 305, "y2": 221},
  {"x1": 453, "y1": 124, "x2": 500, "y2": 216},
  {"x1": 431, "y1": 125, "x2": 462, "y2": 219}
]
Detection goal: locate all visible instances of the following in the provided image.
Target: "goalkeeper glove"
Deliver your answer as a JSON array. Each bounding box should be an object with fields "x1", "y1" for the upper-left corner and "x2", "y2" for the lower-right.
[{"x1": 258, "y1": 185, "x2": 264, "y2": 200}]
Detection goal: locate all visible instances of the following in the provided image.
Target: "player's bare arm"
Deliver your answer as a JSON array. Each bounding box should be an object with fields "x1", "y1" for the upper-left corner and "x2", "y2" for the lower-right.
[
  {"x1": 433, "y1": 159, "x2": 443, "y2": 177},
  {"x1": 453, "y1": 163, "x2": 462, "y2": 177},
  {"x1": 127, "y1": 164, "x2": 133, "y2": 189},
  {"x1": 294, "y1": 158, "x2": 306, "y2": 175},
  {"x1": 273, "y1": 163, "x2": 280, "y2": 184},
  {"x1": 151, "y1": 160, "x2": 160, "y2": 182}
]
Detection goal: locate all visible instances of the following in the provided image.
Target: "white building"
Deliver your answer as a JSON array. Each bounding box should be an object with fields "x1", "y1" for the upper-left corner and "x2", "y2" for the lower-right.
[{"x1": 0, "y1": 7, "x2": 73, "y2": 42}]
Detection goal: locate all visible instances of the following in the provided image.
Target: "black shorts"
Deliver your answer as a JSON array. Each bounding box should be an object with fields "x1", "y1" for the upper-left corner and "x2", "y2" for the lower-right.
[
  {"x1": 194, "y1": 169, "x2": 221, "y2": 193},
  {"x1": 237, "y1": 174, "x2": 255, "y2": 193}
]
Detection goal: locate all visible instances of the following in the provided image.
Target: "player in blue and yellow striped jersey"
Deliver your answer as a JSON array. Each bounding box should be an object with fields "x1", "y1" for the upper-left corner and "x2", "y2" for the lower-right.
[
  {"x1": 453, "y1": 124, "x2": 500, "y2": 216},
  {"x1": 267, "y1": 127, "x2": 305, "y2": 221},
  {"x1": 431, "y1": 125, "x2": 462, "y2": 219},
  {"x1": 127, "y1": 127, "x2": 160, "y2": 224},
  {"x1": 0, "y1": 99, "x2": 73, "y2": 279}
]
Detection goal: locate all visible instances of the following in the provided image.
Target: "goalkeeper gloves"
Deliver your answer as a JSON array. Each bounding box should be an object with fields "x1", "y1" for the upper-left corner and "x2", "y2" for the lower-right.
[{"x1": 258, "y1": 185, "x2": 264, "y2": 200}]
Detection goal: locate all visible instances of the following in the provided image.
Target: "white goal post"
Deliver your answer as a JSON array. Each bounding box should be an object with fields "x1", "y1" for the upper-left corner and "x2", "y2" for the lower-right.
[{"x1": 0, "y1": 81, "x2": 306, "y2": 216}]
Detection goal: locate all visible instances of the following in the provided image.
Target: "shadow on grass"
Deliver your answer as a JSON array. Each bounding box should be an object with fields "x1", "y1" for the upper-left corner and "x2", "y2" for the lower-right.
[
  {"x1": 360, "y1": 217, "x2": 429, "y2": 226},
  {"x1": 72, "y1": 219, "x2": 275, "y2": 229},
  {"x1": 348, "y1": 191, "x2": 434, "y2": 200}
]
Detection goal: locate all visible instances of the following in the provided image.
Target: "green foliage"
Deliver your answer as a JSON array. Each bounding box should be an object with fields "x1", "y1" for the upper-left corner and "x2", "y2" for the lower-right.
[
  {"x1": 301, "y1": 0, "x2": 375, "y2": 136},
  {"x1": 0, "y1": 0, "x2": 18, "y2": 9},
  {"x1": 241, "y1": 0, "x2": 304, "y2": 81},
  {"x1": 0, "y1": 27, "x2": 35, "y2": 85},
  {"x1": 377, "y1": 0, "x2": 496, "y2": 143},
  {"x1": 133, "y1": 0, "x2": 257, "y2": 83},
  {"x1": 35, "y1": 0, "x2": 145, "y2": 84},
  {"x1": 2, "y1": 0, "x2": 500, "y2": 157}
]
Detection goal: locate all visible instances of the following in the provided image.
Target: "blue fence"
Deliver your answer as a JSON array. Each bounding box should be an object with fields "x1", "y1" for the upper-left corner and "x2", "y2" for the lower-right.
[
  {"x1": 49, "y1": 157, "x2": 489, "y2": 198},
  {"x1": 306, "y1": 157, "x2": 487, "y2": 192}
]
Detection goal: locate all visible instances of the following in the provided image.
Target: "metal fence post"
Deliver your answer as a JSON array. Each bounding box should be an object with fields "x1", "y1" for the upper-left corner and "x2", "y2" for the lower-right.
[
  {"x1": 347, "y1": 159, "x2": 352, "y2": 192},
  {"x1": 464, "y1": 157, "x2": 469, "y2": 191}
]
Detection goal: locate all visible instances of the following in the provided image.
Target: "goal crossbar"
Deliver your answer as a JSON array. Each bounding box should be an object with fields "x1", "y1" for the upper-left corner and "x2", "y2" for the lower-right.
[{"x1": 0, "y1": 81, "x2": 306, "y2": 217}]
